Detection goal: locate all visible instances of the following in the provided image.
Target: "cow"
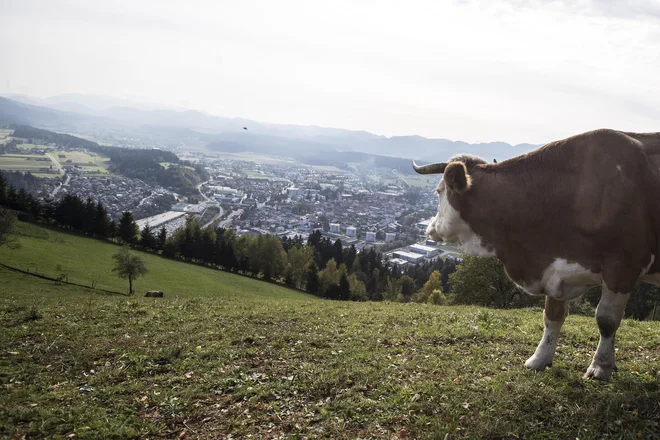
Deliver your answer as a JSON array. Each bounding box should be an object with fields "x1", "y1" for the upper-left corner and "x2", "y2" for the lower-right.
[{"x1": 412, "y1": 128, "x2": 660, "y2": 381}]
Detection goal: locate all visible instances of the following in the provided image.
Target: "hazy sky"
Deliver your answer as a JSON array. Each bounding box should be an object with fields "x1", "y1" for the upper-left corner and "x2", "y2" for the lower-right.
[{"x1": 2, "y1": 0, "x2": 660, "y2": 145}]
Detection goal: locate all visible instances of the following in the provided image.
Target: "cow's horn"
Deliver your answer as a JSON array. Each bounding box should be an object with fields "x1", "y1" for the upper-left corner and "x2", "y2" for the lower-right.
[{"x1": 412, "y1": 160, "x2": 447, "y2": 174}]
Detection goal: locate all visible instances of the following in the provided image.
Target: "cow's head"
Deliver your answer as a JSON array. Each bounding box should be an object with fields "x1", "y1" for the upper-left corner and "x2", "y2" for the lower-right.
[{"x1": 412, "y1": 154, "x2": 489, "y2": 249}]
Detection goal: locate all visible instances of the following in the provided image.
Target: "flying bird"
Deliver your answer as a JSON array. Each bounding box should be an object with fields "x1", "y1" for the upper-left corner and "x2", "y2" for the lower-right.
[{"x1": 243, "y1": 127, "x2": 248, "y2": 130}]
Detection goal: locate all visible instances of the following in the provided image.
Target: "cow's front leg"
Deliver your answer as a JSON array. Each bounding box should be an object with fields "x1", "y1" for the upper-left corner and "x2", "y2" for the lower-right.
[
  {"x1": 525, "y1": 296, "x2": 568, "y2": 371},
  {"x1": 584, "y1": 284, "x2": 631, "y2": 381}
]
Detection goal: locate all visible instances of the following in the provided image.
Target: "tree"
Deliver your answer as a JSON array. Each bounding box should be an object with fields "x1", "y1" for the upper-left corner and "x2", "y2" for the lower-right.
[
  {"x1": 383, "y1": 276, "x2": 401, "y2": 301},
  {"x1": 338, "y1": 273, "x2": 351, "y2": 301},
  {"x1": 348, "y1": 273, "x2": 367, "y2": 301},
  {"x1": 118, "y1": 211, "x2": 139, "y2": 244},
  {"x1": 111, "y1": 246, "x2": 149, "y2": 296},
  {"x1": 448, "y1": 255, "x2": 542, "y2": 309},
  {"x1": 306, "y1": 262, "x2": 320, "y2": 295},
  {"x1": 287, "y1": 244, "x2": 315, "y2": 289},
  {"x1": 94, "y1": 202, "x2": 111, "y2": 237},
  {"x1": 418, "y1": 270, "x2": 443, "y2": 303},
  {"x1": 319, "y1": 259, "x2": 340, "y2": 296},
  {"x1": 158, "y1": 226, "x2": 167, "y2": 250},
  {"x1": 140, "y1": 224, "x2": 157, "y2": 250},
  {"x1": 0, "y1": 207, "x2": 20, "y2": 250},
  {"x1": 398, "y1": 275, "x2": 416, "y2": 302}
]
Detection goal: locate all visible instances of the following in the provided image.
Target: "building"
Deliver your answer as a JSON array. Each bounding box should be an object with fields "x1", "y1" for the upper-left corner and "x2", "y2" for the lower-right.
[
  {"x1": 330, "y1": 223, "x2": 340, "y2": 233},
  {"x1": 385, "y1": 232, "x2": 397, "y2": 242},
  {"x1": 366, "y1": 231, "x2": 376, "y2": 242},
  {"x1": 346, "y1": 226, "x2": 357, "y2": 237},
  {"x1": 410, "y1": 243, "x2": 439, "y2": 257},
  {"x1": 392, "y1": 251, "x2": 426, "y2": 264},
  {"x1": 417, "y1": 218, "x2": 433, "y2": 229},
  {"x1": 388, "y1": 258, "x2": 410, "y2": 267},
  {"x1": 287, "y1": 187, "x2": 302, "y2": 197}
]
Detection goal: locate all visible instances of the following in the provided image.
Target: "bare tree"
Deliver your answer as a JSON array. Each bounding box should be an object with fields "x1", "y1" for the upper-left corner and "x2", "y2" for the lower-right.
[
  {"x1": 111, "y1": 246, "x2": 149, "y2": 295},
  {"x1": 0, "y1": 207, "x2": 20, "y2": 250}
]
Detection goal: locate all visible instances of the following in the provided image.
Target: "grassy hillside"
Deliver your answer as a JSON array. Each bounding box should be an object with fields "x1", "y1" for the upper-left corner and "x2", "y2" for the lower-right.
[
  {"x1": 0, "y1": 221, "x2": 309, "y2": 300},
  {"x1": 2, "y1": 223, "x2": 660, "y2": 439}
]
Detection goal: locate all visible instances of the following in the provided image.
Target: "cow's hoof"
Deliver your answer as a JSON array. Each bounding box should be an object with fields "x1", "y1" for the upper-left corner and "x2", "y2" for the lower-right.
[
  {"x1": 583, "y1": 364, "x2": 613, "y2": 381},
  {"x1": 525, "y1": 355, "x2": 552, "y2": 371}
]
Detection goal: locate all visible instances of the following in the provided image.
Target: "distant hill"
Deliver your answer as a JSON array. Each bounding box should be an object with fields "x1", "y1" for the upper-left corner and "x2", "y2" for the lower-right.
[{"x1": 0, "y1": 95, "x2": 541, "y2": 163}]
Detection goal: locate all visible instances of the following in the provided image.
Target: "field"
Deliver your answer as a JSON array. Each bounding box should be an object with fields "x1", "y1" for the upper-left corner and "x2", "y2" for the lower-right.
[
  {"x1": 0, "y1": 153, "x2": 60, "y2": 177},
  {"x1": 0, "y1": 148, "x2": 110, "y2": 177},
  {"x1": 56, "y1": 151, "x2": 110, "y2": 175},
  {"x1": 213, "y1": 152, "x2": 348, "y2": 173},
  {"x1": 402, "y1": 174, "x2": 437, "y2": 189},
  {"x1": 2, "y1": 223, "x2": 660, "y2": 439}
]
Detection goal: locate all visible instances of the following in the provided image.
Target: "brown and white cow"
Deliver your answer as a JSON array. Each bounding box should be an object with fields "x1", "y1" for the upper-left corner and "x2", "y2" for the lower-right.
[{"x1": 413, "y1": 128, "x2": 660, "y2": 381}]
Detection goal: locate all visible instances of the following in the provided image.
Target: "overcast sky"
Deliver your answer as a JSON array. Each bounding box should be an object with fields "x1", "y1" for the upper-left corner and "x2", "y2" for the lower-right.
[{"x1": 1, "y1": 0, "x2": 660, "y2": 145}]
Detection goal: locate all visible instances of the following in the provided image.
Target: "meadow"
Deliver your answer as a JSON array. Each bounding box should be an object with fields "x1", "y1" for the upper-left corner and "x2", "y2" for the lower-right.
[
  {"x1": 0, "y1": 154, "x2": 60, "y2": 178},
  {"x1": 2, "y1": 223, "x2": 660, "y2": 439}
]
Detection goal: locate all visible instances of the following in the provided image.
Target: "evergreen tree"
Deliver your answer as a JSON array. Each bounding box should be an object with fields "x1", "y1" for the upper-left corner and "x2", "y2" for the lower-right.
[
  {"x1": 338, "y1": 273, "x2": 351, "y2": 301},
  {"x1": 118, "y1": 211, "x2": 139, "y2": 244},
  {"x1": 84, "y1": 197, "x2": 96, "y2": 234},
  {"x1": 333, "y1": 239, "x2": 343, "y2": 265},
  {"x1": 140, "y1": 224, "x2": 157, "y2": 250},
  {"x1": 306, "y1": 262, "x2": 320, "y2": 295},
  {"x1": 157, "y1": 226, "x2": 167, "y2": 250},
  {"x1": 94, "y1": 202, "x2": 111, "y2": 237},
  {"x1": 0, "y1": 172, "x2": 7, "y2": 205}
]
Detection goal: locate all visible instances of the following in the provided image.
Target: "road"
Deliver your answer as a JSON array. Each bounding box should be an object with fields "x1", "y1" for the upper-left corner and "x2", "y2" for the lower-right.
[
  {"x1": 202, "y1": 206, "x2": 224, "y2": 229},
  {"x1": 50, "y1": 174, "x2": 70, "y2": 198},
  {"x1": 219, "y1": 209, "x2": 242, "y2": 228},
  {"x1": 46, "y1": 153, "x2": 64, "y2": 173},
  {"x1": 197, "y1": 180, "x2": 226, "y2": 229},
  {"x1": 196, "y1": 180, "x2": 212, "y2": 202}
]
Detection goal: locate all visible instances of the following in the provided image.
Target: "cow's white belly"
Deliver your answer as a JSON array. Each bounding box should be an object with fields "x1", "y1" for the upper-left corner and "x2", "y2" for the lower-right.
[{"x1": 519, "y1": 259, "x2": 601, "y2": 300}]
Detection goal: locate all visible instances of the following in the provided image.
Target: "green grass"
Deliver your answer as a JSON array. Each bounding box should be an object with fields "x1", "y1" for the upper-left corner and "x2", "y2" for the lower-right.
[
  {"x1": 2, "y1": 223, "x2": 660, "y2": 439},
  {"x1": 0, "y1": 222, "x2": 304, "y2": 299}
]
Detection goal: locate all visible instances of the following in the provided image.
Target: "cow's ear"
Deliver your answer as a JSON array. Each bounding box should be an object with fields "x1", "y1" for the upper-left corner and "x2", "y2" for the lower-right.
[{"x1": 444, "y1": 161, "x2": 471, "y2": 194}]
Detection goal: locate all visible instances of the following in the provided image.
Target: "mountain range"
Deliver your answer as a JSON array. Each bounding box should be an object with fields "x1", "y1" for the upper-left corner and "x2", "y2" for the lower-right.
[{"x1": 0, "y1": 94, "x2": 540, "y2": 164}]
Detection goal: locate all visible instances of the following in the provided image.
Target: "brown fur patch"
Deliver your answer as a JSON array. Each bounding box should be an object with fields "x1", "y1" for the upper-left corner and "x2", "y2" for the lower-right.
[
  {"x1": 545, "y1": 296, "x2": 568, "y2": 322},
  {"x1": 444, "y1": 162, "x2": 471, "y2": 193}
]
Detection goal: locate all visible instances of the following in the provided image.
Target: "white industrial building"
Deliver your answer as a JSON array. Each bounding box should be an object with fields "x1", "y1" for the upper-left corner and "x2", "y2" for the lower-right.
[
  {"x1": 346, "y1": 226, "x2": 357, "y2": 237},
  {"x1": 366, "y1": 231, "x2": 376, "y2": 242},
  {"x1": 330, "y1": 223, "x2": 340, "y2": 233},
  {"x1": 385, "y1": 232, "x2": 397, "y2": 242},
  {"x1": 393, "y1": 251, "x2": 426, "y2": 264},
  {"x1": 410, "y1": 243, "x2": 439, "y2": 257}
]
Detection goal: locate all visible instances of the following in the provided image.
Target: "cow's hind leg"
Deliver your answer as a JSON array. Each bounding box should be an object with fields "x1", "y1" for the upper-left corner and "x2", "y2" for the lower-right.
[
  {"x1": 525, "y1": 296, "x2": 568, "y2": 371},
  {"x1": 584, "y1": 283, "x2": 631, "y2": 381}
]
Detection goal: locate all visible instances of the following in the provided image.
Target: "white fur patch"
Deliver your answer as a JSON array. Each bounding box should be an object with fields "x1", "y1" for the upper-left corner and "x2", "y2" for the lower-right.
[
  {"x1": 426, "y1": 182, "x2": 495, "y2": 258},
  {"x1": 521, "y1": 258, "x2": 601, "y2": 300},
  {"x1": 525, "y1": 313, "x2": 565, "y2": 371}
]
